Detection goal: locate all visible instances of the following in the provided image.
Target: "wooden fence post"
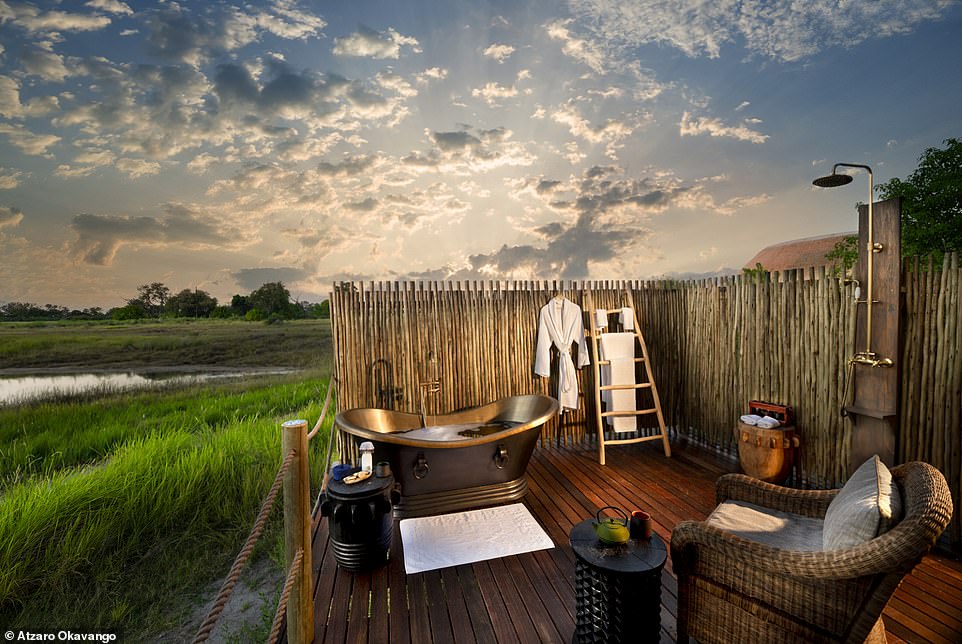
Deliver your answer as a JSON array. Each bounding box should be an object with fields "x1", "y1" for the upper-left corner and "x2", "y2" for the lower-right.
[{"x1": 282, "y1": 419, "x2": 314, "y2": 644}]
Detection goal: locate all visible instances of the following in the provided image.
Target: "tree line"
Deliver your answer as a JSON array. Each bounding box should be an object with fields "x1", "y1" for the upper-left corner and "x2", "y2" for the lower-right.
[{"x1": 0, "y1": 281, "x2": 329, "y2": 322}]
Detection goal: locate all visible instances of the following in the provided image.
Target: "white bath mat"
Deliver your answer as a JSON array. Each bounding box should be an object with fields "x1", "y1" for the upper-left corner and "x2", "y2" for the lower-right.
[{"x1": 399, "y1": 503, "x2": 554, "y2": 574}]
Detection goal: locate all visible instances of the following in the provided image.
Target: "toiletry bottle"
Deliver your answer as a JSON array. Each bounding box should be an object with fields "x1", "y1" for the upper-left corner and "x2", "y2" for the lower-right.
[{"x1": 359, "y1": 442, "x2": 374, "y2": 473}]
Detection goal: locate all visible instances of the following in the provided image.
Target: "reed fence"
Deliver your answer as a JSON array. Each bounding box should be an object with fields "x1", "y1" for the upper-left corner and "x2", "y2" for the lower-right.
[{"x1": 329, "y1": 255, "x2": 961, "y2": 540}]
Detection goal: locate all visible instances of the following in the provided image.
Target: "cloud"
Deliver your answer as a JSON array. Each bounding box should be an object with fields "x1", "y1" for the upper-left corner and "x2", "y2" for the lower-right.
[
  {"x1": 483, "y1": 43, "x2": 515, "y2": 63},
  {"x1": 471, "y1": 82, "x2": 518, "y2": 107},
  {"x1": 316, "y1": 154, "x2": 378, "y2": 177},
  {"x1": 70, "y1": 204, "x2": 237, "y2": 265},
  {"x1": 415, "y1": 67, "x2": 448, "y2": 85},
  {"x1": 116, "y1": 157, "x2": 161, "y2": 178},
  {"x1": 0, "y1": 74, "x2": 59, "y2": 118},
  {"x1": 0, "y1": 206, "x2": 23, "y2": 229},
  {"x1": 545, "y1": 19, "x2": 606, "y2": 73},
  {"x1": 20, "y1": 44, "x2": 71, "y2": 81},
  {"x1": 551, "y1": 102, "x2": 644, "y2": 157},
  {"x1": 0, "y1": 2, "x2": 112, "y2": 35},
  {"x1": 567, "y1": 0, "x2": 956, "y2": 62},
  {"x1": 0, "y1": 123, "x2": 60, "y2": 156},
  {"x1": 409, "y1": 163, "x2": 770, "y2": 282},
  {"x1": 679, "y1": 111, "x2": 768, "y2": 144},
  {"x1": 212, "y1": 60, "x2": 407, "y2": 124},
  {"x1": 333, "y1": 24, "x2": 421, "y2": 59},
  {"x1": 232, "y1": 266, "x2": 309, "y2": 291},
  {"x1": 144, "y1": 2, "x2": 325, "y2": 67},
  {"x1": 55, "y1": 164, "x2": 98, "y2": 178},
  {"x1": 0, "y1": 167, "x2": 25, "y2": 189},
  {"x1": 85, "y1": 0, "x2": 133, "y2": 16},
  {"x1": 400, "y1": 126, "x2": 535, "y2": 175}
]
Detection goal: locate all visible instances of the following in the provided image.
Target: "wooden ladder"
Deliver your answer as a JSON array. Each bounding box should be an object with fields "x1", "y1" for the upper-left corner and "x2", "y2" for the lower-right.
[{"x1": 585, "y1": 290, "x2": 671, "y2": 465}]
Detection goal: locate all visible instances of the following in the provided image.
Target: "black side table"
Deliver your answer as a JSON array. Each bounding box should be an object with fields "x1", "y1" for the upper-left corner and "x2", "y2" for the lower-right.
[{"x1": 569, "y1": 519, "x2": 667, "y2": 643}]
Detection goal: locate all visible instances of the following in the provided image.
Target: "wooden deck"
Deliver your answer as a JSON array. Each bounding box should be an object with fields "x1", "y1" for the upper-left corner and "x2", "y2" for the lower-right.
[{"x1": 304, "y1": 441, "x2": 962, "y2": 643}]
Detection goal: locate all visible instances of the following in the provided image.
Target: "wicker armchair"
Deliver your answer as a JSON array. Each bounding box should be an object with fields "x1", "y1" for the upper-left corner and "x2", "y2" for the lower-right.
[{"x1": 670, "y1": 462, "x2": 953, "y2": 644}]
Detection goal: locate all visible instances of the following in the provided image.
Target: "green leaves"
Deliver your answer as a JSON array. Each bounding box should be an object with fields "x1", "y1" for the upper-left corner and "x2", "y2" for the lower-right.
[{"x1": 877, "y1": 137, "x2": 962, "y2": 259}]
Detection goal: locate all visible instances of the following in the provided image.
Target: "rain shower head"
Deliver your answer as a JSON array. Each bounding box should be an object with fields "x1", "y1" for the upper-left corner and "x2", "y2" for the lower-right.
[{"x1": 812, "y1": 172, "x2": 854, "y2": 188}]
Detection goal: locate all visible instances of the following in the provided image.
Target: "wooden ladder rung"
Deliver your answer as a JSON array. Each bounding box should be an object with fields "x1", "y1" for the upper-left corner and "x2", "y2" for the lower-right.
[
  {"x1": 603, "y1": 435, "x2": 665, "y2": 446},
  {"x1": 597, "y1": 358, "x2": 645, "y2": 365},
  {"x1": 599, "y1": 383, "x2": 652, "y2": 391},
  {"x1": 600, "y1": 408, "x2": 659, "y2": 418}
]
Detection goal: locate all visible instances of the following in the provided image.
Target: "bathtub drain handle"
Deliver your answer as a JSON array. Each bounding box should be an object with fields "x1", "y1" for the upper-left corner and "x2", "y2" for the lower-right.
[
  {"x1": 494, "y1": 444, "x2": 508, "y2": 469},
  {"x1": 414, "y1": 453, "x2": 429, "y2": 480}
]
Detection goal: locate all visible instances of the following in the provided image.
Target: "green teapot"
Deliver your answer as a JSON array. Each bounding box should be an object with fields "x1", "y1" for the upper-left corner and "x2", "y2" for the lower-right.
[{"x1": 592, "y1": 506, "x2": 630, "y2": 545}]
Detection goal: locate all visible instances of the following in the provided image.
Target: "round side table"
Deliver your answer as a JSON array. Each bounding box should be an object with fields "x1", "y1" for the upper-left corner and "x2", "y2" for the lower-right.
[{"x1": 569, "y1": 519, "x2": 667, "y2": 643}]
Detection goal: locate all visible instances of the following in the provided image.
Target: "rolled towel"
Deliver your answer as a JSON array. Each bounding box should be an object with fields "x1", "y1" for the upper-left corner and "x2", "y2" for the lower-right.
[
  {"x1": 620, "y1": 307, "x2": 634, "y2": 331},
  {"x1": 756, "y1": 416, "x2": 781, "y2": 429},
  {"x1": 595, "y1": 309, "x2": 608, "y2": 328},
  {"x1": 739, "y1": 414, "x2": 762, "y2": 426}
]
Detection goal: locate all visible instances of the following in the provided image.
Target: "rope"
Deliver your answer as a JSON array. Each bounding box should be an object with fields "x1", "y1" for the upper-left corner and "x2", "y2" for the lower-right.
[
  {"x1": 192, "y1": 448, "x2": 298, "y2": 644},
  {"x1": 268, "y1": 547, "x2": 304, "y2": 644},
  {"x1": 307, "y1": 378, "x2": 335, "y2": 441}
]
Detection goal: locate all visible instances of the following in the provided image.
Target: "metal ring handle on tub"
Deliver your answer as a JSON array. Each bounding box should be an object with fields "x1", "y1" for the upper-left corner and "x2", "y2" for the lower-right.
[
  {"x1": 494, "y1": 444, "x2": 508, "y2": 469},
  {"x1": 413, "y1": 452, "x2": 429, "y2": 480},
  {"x1": 595, "y1": 505, "x2": 629, "y2": 526}
]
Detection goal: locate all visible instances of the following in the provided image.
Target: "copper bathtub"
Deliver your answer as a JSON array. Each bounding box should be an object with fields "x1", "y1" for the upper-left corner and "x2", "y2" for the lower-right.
[{"x1": 334, "y1": 394, "x2": 559, "y2": 517}]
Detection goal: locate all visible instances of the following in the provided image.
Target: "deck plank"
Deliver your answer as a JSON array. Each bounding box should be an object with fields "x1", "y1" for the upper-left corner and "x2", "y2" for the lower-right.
[
  {"x1": 301, "y1": 441, "x2": 962, "y2": 643},
  {"x1": 453, "y1": 564, "x2": 499, "y2": 644}
]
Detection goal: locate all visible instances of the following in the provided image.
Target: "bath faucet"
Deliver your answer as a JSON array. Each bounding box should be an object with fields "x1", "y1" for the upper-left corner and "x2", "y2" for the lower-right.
[
  {"x1": 850, "y1": 351, "x2": 894, "y2": 368},
  {"x1": 418, "y1": 352, "x2": 441, "y2": 427}
]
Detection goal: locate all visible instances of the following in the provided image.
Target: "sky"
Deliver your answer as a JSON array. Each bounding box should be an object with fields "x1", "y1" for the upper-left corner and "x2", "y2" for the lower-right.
[{"x1": 1, "y1": 0, "x2": 961, "y2": 309}]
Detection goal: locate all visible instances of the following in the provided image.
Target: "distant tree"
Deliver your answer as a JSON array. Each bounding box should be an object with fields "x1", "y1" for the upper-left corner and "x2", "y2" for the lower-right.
[
  {"x1": 0, "y1": 302, "x2": 67, "y2": 320},
  {"x1": 248, "y1": 282, "x2": 292, "y2": 317},
  {"x1": 210, "y1": 305, "x2": 233, "y2": 319},
  {"x1": 825, "y1": 235, "x2": 858, "y2": 277},
  {"x1": 245, "y1": 308, "x2": 265, "y2": 321},
  {"x1": 877, "y1": 137, "x2": 962, "y2": 260},
  {"x1": 111, "y1": 303, "x2": 147, "y2": 320},
  {"x1": 0, "y1": 302, "x2": 36, "y2": 320},
  {"x1": 129, "y1": 282, "x2": 170, "y2": 317},
  {"x1": 167, "y1": 289, "x2": 218, "y2": 317},
  {"x1": 305, "y1": 300, "x2": 330, "y2": 318},
  {"x1": 742, "y1": 262, "x2": 767, "y2": 280},
  {"x1": 230, "y1": 294, "x2": 250, "y2": 316}
]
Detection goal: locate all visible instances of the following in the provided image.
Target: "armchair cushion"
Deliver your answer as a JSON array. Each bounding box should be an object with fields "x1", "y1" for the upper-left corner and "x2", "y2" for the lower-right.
[
  {"x1": 706, "y1": 500, "x2": 823, "y2": 551},
  {"x1": 823, "y1": 455, "x2": 902, "y2": 550}
]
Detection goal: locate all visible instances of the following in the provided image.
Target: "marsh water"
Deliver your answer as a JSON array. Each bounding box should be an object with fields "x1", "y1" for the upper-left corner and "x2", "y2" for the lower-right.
[{"x1": 0, "y1": 368, "x2": 297, "y2": 406}]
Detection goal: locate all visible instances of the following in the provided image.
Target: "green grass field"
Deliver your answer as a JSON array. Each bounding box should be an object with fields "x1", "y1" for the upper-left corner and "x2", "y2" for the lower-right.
[
  {"x1": 0, "y1": 318, "x2": 332, "y2": 370},
  {"x1": 0, "y1": 319, "x2": 334, "y2": 639}
]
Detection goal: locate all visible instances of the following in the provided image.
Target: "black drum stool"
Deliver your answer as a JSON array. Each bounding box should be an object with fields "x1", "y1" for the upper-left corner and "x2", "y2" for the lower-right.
[
  {"x1": 569, "y1": 520, "x2": 667, "y2": 643},
  {"x1": 320, "y1": 472, "x2": 398, "y2": 571}
]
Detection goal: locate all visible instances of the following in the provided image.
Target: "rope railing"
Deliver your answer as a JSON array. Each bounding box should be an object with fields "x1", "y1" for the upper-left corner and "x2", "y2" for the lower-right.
[
  {"x1": 269, "y1": 547, "x2": 304, "y2": 644},
  {"x1": 307, "y1": 378, "x2": 335, "y2": 441},
  {"x1": 192, "y1": 448, "x2": 297, "y2": 643},
  {"x1": 192, "y1": 377, "x2": 335, "y2": 644}
]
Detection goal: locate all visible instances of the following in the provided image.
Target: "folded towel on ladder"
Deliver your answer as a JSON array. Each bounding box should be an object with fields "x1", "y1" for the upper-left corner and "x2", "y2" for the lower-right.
[
  {"x1": 620, "y1": 307, "x2": 634, "y2": 331},
  {"x1": 595, "y1": 308, "x2": 608, "y2": 329},
  {"x1": 599, "y1": 332, "x2": 637, "y2": 433}
]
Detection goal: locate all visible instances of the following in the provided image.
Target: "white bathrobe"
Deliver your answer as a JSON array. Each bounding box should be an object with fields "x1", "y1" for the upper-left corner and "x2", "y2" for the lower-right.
[{"x1": 535, "y1": 297, "x2": 590, "y2": 411}]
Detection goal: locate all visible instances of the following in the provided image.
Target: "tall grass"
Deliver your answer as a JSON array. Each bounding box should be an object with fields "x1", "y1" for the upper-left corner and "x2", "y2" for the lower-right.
[
  {"x1": 0, "y1": 377, "x2": 334, "y2": 637},
  {"x1": 0, "y1": 373, "x2": 328, "y2": 487},
  {"x1": 0, "y1": 318, "x2": 335, "y2": 637}
]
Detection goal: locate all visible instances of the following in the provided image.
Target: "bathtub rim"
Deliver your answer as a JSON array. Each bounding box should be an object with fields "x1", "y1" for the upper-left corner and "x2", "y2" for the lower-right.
[{"x1": 334, "y1": 393, "x2": 559, "y2": 449}]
